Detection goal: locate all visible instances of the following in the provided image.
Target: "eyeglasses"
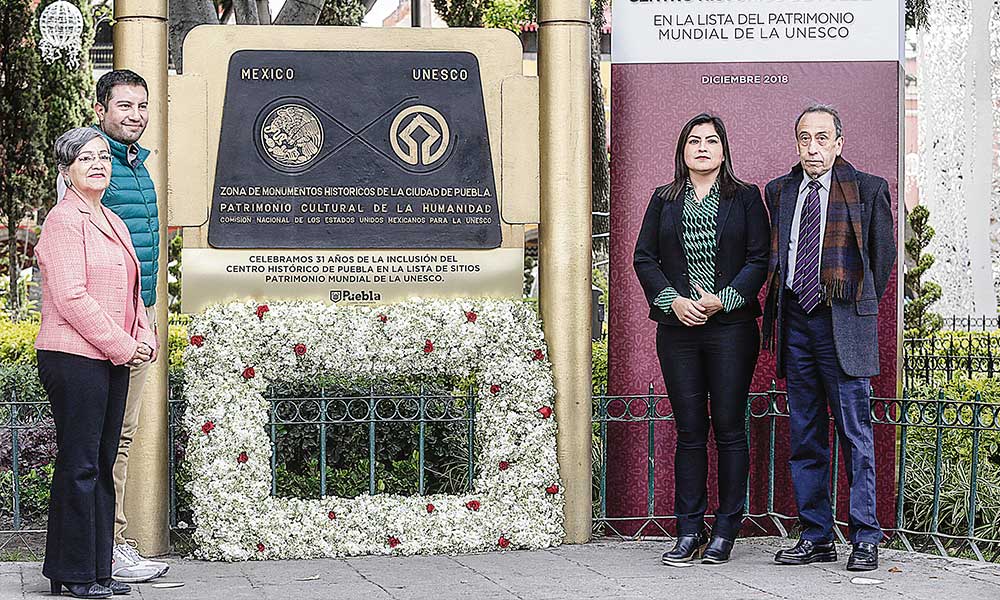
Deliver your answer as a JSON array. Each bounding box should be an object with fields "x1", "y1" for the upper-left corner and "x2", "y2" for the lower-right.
[{"x1": 75, "y1": 152, "x2": 112, "y2": 164}]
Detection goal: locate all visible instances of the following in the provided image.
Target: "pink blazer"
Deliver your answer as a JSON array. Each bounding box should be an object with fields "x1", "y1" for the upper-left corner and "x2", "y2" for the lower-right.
[{"x1": 35, "y1": 188, "x2": 157, "y2": 366}]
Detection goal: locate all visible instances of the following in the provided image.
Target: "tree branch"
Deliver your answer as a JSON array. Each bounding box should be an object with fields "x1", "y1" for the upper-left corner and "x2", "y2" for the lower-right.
[
  {"x1": 256, "y1": 0, "x2": 271, "y2": 24},
  {"x1": 233, "y1": 0, "x2": 260, "y2": 24},
  {"x1": 274, "y1": 0, "x2": 325, "y2": 25},
  {"x1": 168, "y1": 0, "x2": 219, "y2": 73}
]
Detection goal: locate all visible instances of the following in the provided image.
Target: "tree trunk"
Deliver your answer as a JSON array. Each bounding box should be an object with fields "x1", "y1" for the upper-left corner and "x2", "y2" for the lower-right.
[
  {"x1": 590, "y1": 0, "x2": 609, "y2": 259},
  {"x1": 168, "y1": 0, "x2": 219, "y2": 73},
  {"x1": 256, "y1": 0, "x2": 271, "y2": 23},
  {"x1": 275, "y1": 0, "x2": 325, "y2": 25},
  {"x1": 233, "y1": 0, "x2": 260, "y2": 24},
  {"x1": 6, "y1": 216, "x2": 18, "y2": 313}
]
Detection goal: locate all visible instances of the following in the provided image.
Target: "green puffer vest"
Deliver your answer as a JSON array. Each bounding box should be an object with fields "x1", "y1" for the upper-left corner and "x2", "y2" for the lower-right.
[{"x1": 96, "y1": 126, "x2": 159, "y2": 307}]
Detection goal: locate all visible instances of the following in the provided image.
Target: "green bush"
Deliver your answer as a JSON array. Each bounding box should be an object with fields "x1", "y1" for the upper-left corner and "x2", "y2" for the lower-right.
[
  {"x1": 592, "y1": 337, "x2": 607, "y2": 391},
  {"x1": 904, "y1": 376, "x2": 1000, "y2": 557},
  {"x1": 0, "y1": 314, "x2": 39, "y2": 367},
  {"x1": 0, "y1": 463, "x2": 53, "y2": 528}
]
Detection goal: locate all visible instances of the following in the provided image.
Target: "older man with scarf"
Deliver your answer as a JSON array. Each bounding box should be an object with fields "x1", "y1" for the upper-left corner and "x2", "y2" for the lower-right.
[{"x1": 762, "y1": 105, "x2": 895, "y2": 572}]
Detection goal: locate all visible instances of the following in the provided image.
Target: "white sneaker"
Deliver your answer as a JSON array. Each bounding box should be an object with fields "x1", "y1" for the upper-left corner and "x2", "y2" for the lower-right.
[{"x1": 112, "y1": 543, "x2": 169, "y2": 582}]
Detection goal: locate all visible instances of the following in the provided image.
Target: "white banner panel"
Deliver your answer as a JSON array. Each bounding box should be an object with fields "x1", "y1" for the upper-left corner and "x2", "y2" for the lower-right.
[{"x1": 612, "y1": 0, "x2": 903, "y2": 64}]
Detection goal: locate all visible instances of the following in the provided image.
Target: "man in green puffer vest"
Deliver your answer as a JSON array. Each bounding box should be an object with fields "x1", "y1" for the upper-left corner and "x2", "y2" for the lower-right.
[{"x1": 93, "y1": 70, "x2": 169, "y2": 583}]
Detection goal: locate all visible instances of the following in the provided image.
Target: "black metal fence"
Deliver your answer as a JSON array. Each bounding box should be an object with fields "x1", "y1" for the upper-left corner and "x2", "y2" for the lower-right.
[{"x1": 5, "y1": 328, "x2": 1000, "y2": 561}]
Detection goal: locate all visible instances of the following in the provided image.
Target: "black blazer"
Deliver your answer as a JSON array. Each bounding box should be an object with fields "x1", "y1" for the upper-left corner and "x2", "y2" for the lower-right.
[{"x1": 633, "y1": 182, "x2": 770, "y2": 326}]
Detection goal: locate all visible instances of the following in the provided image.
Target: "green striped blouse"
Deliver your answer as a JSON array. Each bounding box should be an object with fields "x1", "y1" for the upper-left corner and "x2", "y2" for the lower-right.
[{"x1": 654, "y1": 180, "x2": 745, "y2": 315}]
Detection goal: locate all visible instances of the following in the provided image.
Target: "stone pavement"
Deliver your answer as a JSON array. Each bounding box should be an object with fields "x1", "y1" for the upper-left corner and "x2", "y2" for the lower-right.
[{"x1": 3, "y1": 537, "x2": 1000, "y2": 600}]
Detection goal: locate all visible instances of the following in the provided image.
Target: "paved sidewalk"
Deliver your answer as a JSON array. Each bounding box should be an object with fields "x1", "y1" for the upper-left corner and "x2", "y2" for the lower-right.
[{"x1": 3, "y1": 537, "x2": 1000, "y2": 600}]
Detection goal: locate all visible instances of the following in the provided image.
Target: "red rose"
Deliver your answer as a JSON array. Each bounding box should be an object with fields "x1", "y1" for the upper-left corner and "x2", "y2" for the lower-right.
[
  {"x1": 242, "y1": 367, "x2": 256, "y2": 380},
  {"x1": 201, "y1": 421, "x2": 215, "y2": 434},
  {"x1": 465, "y1": 500, "x2": 480, "y2": 511},
  {"x1": 426, "y1": 503, "x2": 435, "y2": 514},
  {"x1": 532, "y1": 349, "x2": 545, "y2": 361},
  {"x1": 256, "y1": 304, "x2": 269, "y2": 320},
  {"x1": 498, "y1": 536, "x2": 511, "y2": 549},
  {"x1": 378, "y1": 313, "x2": 388, "y2": 323},
  {"x1": 237, "y1": 451, "x2": 248, "y2": 464},
  {"x1": 546, "y1": 484, "x2": 560, "y2": 495},
  {"x1": 294, "y1": 343, "x2": 307, "y2": 356},
  {"x1": 423, "y1": 339, "x2": 434, "y2": 354},
  {"x1": 256, "y1": 543, "x2": 265, "y2": 553},
  {"x1": 465, "y1": 311, "x2": 478, "y2": 323},
  {"x1": 538, "y1": 406, "x2": 553, "y2": 419},
  {"x1": 190, "y1": 335, "x2": 204, "y2": 347},
  {"x1": 490, "y1": 384, "x2": 501, "y2": 394},
  {"x1": 328, "y1": 511, "x2": 337, "y2": 520},
  {"x1": 499, "y1": 461, "x2": 510, "y2": 471},
  {"x1": 388, "y1": 536, "x2": 401, "y2": 549}
]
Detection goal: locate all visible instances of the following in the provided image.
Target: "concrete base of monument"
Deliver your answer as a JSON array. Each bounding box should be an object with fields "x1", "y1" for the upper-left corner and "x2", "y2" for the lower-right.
[{"x1": 4, "y1": 538, "x2": 998, "y2": 599}]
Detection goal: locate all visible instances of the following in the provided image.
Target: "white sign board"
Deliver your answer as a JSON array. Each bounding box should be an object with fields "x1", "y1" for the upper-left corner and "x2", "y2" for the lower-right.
[{"x1": 612, "y1": 0, "x2": 903, "y2": 64}]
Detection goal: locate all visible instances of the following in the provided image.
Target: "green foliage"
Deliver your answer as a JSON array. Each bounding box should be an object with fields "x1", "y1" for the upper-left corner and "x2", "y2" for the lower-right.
[
  {"x1": 482, "y1": 0, "x2": 532, "y2": 32},
  {"x1": 592, "y1": 336, "x2": 607, "y2": 391},
  {"x1": 168, "y1": 232, "x2": 182, "y2": 314},
  {"x1": 432, "y1": 0, "x2": 489, "y2": 27},
  {"x1": 0, "y1": 268, "x2": 39, "y2": 322},
  {"x1": 0, "y1": 0, "x2": 49, "y2": 312},
  {"x1": 0, "y1": 314, "x2": 39, "y2": 367},
  {"x1": 0, "y1": 363, "x2": 44, "y2": 402},
  {"x1": 167, "y1": 316, "x2": 190, "y2": 372},
  {"x1": 0, "y1": 463, "x2": 53, "y2": 525},
  {"x1": 318, "y1": 0, "x2": 367, "y2": 26},
  {"x1": 904, "y1": 376, "x2": 1000, "y2": 557},
  {"x1": 904, "y1": 205, "x2": 942, "y2": 339}
]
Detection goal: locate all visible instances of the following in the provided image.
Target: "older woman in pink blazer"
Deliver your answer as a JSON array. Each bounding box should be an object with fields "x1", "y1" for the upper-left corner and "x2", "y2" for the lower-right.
[{"x1": 35, "y1": 127, "x2": 156, "y2": 599}]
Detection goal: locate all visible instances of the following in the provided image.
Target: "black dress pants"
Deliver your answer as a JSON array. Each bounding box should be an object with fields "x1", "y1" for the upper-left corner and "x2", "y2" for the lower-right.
[
  {"x1": 656, "y1": 320, "x2": 759, "y2": 540},
  {"x1": 38, "y1": 350, "x2": 129, "y2": 583}
]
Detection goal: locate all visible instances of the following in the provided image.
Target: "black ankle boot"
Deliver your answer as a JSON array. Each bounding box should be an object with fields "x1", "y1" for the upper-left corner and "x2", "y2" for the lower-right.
[
  {"x1": 661, "y1": 529, "x2": 709, "y2": 565},
  {"x1": 49, "y1": 580, "x2": 112, "y2": 599},
  {"x1": 97, "y1": 579, "x2": 132, "y2": 595},
  {"x1": 702, "y1": 536, "x2": 734, "y2": 564}
]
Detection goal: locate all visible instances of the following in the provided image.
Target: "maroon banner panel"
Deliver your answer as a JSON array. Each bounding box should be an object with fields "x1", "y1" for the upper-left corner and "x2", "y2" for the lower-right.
[{"x1": 608, "y1": 61, "x2": 901, "y2": 537}]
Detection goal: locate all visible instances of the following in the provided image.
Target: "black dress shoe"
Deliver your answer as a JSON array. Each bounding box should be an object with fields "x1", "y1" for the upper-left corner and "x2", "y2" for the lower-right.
[
  {"x1": 662, "y1": 530, "x2": 709, "y2": 565},
  {"x1": 774, "y1": 539, "x2": 838, "y2": 565},
  {"x1": 97, "y1": 579, "x2": 132, "y2": 595},
  {"x1": 49, "y1": 580, "x2": 112, "y2": 598},
  {"x1": 847, "y1": 542, "x2": 879, "y2": 571},
  {"x1": 701, "y1": 536, "x2": 734, "y2": 564}
]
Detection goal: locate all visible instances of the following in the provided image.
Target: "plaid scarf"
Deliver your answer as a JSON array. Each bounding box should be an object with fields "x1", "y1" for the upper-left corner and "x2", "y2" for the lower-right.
[{"x1": 762, "y1": 158, "x2": 865, "y2": 346}]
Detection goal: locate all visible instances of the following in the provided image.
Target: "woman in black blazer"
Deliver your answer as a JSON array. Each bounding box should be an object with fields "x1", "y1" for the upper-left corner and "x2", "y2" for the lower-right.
[{"x1": 633, "y1": 113, "x2": 769, "y2": 565}]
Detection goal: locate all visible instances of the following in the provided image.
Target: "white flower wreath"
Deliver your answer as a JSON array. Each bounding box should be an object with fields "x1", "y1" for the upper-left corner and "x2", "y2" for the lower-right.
[{"x1": 182, "y1": 298, "x2": 564, "y2": 560}]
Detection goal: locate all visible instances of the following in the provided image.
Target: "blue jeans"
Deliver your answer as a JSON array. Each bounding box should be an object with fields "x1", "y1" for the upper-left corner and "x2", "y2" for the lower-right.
[{"x1": 783, "y1": 292, "x2": 882, "y2": 545}]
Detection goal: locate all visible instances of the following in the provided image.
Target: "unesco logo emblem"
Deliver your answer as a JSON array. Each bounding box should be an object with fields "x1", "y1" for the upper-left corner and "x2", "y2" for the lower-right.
[
  {"x1": 389, "y1": 105, "x2": 450, "y2": 167},
  {"x1": 260, "y1": 104, "x2": 324, "y2": 167}
]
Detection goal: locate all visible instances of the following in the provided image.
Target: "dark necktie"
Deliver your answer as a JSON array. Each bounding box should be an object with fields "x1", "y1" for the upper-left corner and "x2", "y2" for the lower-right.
[{"x1": 791, "y1": 180, "x2": 823, "y2": 313}]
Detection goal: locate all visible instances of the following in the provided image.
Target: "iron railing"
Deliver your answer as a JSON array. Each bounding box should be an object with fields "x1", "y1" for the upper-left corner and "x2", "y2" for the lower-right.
[
  {"x1": 5, "y1": 347, "x2": 1000, "y2": 562},
  {"x1": 592, "y1": 384, "x2": 1000, "y2": 562}
]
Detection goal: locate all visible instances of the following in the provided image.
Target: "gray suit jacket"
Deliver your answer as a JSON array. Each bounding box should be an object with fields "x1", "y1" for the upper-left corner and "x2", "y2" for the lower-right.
[{"x1": 763, "y1": 158, "x2": 896, "y2": 378}]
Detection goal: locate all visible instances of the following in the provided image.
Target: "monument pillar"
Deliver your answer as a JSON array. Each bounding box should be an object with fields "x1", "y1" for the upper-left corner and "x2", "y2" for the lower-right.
[
  {"x1": 538, "y1": 0, "x2": 593, "y2": 543},
  {"x1": 112, "y1": 0, "x2": 171, "y2": 556}
]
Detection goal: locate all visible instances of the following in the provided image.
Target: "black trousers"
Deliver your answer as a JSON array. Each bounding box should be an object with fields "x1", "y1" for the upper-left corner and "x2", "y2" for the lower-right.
[
  {"x1": 38, "y1": 350, "x2": 129, "y2": 583},
  {"x1": 656, "y1": 320, "x2": 759, "y2": 540}
]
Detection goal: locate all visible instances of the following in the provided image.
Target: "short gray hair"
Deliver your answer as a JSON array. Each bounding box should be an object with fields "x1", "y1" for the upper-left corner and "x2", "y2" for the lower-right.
[
  {"x1": 795, "y1": 104, "x2": 843, "y2": 138},
  {"x1": 54, "y1": 127, "x2": 107, "y2": 172}
]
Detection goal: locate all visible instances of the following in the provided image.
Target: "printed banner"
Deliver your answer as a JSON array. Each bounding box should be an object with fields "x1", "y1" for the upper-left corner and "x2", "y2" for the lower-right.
[
  {"x1": 613, "y1": 0, "x2": 903, "y2": 64},
  {"x1": 609, "y1": 0, "x2": 903, "y2": 536}
]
